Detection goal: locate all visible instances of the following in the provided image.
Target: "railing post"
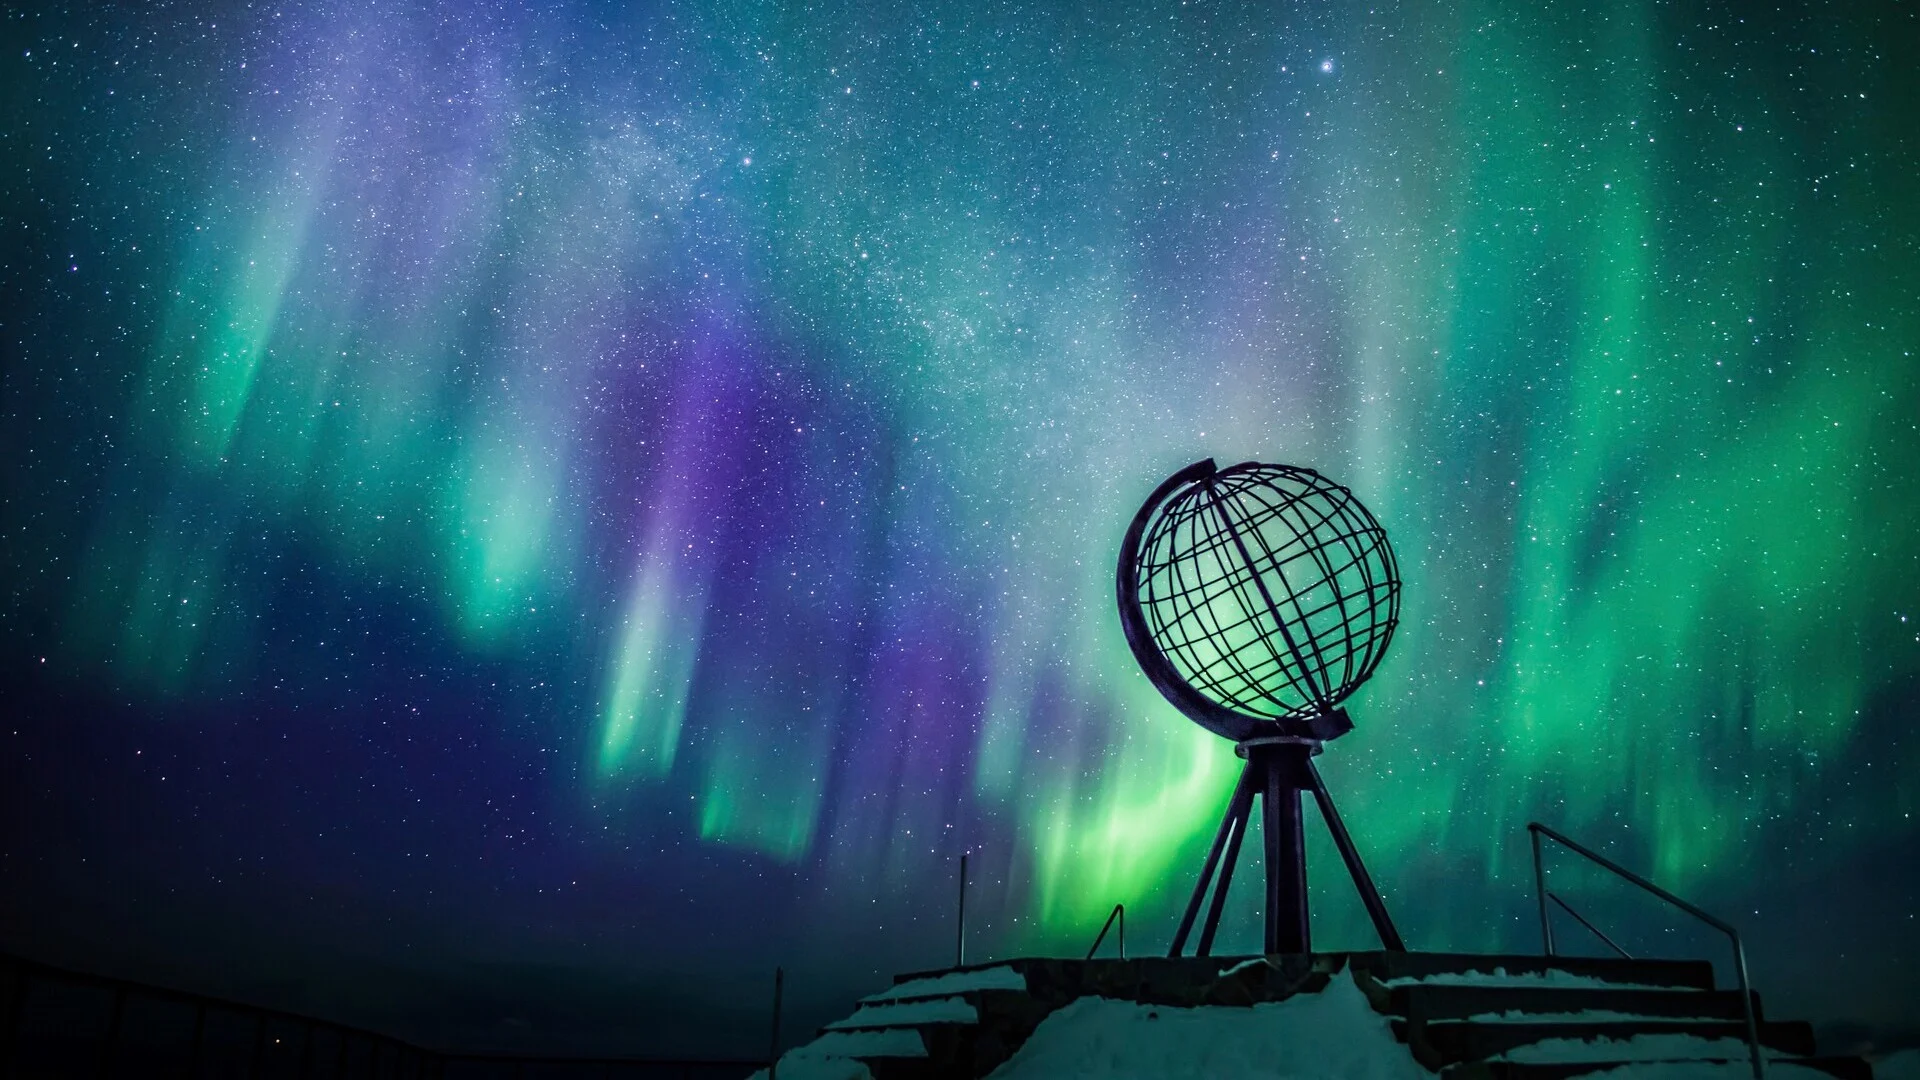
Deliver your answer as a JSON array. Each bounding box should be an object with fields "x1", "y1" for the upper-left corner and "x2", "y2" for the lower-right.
[
  {"x1": 2, "y1": 965, "x2": 29, "y2": 1075},
  {"x1": 1529, "y1": 823, "x2": 1764, "y2": 1080},
  {"x1": 249, "y1": 1012, "x2": 269, "y2": 1079},
  {"x1": 1530, "y1": 824, "x2": 1555, "y2": 956},
  {"x1": 187, "y1": 1001, "x2": 208, "y2": 1078},
  {"x1": 955, "y1": 853, "x2": 969, "y2": 968},
  {"x1": 95, "y1": 985, "x2": 127, "y2": 1080},
  {"x1": 1732, "y1": 937, "x2": 1765, "y2": 1080},
  {"x1": 768, "y1": 966, "x2": 784, "y2": 1080},
  {"x1": 1086, "y1": 905, "x2": 1127, "y2": 960},
  {"x1": 1548, "y1": 893, "x2": 1633, "y2": 959}
]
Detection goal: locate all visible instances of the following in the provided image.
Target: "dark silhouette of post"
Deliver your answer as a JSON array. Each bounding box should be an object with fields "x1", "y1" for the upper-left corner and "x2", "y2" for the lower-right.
[
  {"x1": 955, "y1": 853, "x2": 969, "y2": 967},
  {"x1": 768, "y1": 967, "x2": 784, "y2": 1080}
]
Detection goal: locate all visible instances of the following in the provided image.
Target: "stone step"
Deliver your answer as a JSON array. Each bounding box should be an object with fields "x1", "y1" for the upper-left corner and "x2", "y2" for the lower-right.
[
  {"x1": 1400, "y1": 1017, "x2": 1817, "y2": 1070},
  {"x1": 1351, "y1": 951, "x2": 1718, "y2": 991},
  {"x1": 821, "y1": 991, "x2": 975, "y2": 1022},
  {"x1": 1385, "y1": 983, "x2": 1765, "y2": 1024},
  {"x1": 876, "y1": 955, "x2": 1336, "y2": 1008},
  {"x1": 867, "y1": 965, "x2": 1032, "y2": 1005},
  {"x1": 1440, "y1": 1055, "x2": 1874, "y2": 1080},
  {"x1": 810, "y1": 987, "x2": 1057, "y2": 1077}
]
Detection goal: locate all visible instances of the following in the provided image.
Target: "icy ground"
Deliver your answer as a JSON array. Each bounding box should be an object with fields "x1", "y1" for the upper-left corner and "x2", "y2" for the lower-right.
[
  {"x1": 745, "y1": 967, "x2": 1910, "y2": 1080},
  {"x1": 1876, "y1": 1049, "x2": 1920, "y2": 1080},
  {"x1": 983, "y1": 971, "x2": 1428, "y2": 1080}
]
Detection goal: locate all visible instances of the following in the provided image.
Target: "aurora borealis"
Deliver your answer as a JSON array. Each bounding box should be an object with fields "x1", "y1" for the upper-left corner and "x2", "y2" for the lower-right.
[{"x1": 3, "y1": 0, "x2": 1917, "y2": 1058}]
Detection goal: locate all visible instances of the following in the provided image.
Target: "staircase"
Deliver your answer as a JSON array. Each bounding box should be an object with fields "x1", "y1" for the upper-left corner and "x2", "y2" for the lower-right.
[
  {"x1": 1348, "y1": 951, "x2": 1873, "y2": 1079},
  {"x1": 767, "y1": 953, "x2": 1335, "y2": 1078},
  {"x1": 764, "y1": 953, "x2": 1875, "y2": 1080}
]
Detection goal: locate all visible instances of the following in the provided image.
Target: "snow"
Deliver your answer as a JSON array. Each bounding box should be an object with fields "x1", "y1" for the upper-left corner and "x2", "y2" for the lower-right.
[
  {"x1": 982, "y1": 970, "x2": 1430, "y2": 1080},
  {"x1": 1579, "y1": 1064, "x2": 1847, "y2": 1079},
  {"x1": 797, "y1": 1029, "x2": 927, "y2": 1058},
  {"x1": 1877, "y1": 1050, "x2": 1920, "y2": 1080},
  {"x1": 742, "y1": 1057, "x2": 871, "y2": 1080},
  {"x1": 824, "y1": 995, "x2": 978, "y2": 1030},
  {"x1": 1382, "y1": 967, "x2": 1685, "y2": 991},
  {"x1": 860, "y1": 964, "x2": 1028, "y2": 1002},
  {"x1": 742, "y1": 1028, "x2": 924, "y2": 1080},
  {"x1": 1466, "y1": 1009, "x2": 1724, "y2": 1023},
  {"x1": 754, "y1": 958, "x2": 1897, "y2": 1080},
  {"x1": 1500, "y1": 1033, "x2": 1794, "y2": 1064}
]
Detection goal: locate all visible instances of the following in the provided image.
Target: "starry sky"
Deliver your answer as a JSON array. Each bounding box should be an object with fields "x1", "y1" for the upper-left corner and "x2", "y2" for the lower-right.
[{"x1": 2, "y1": 0, "x2": 1916, "y2": 1060}]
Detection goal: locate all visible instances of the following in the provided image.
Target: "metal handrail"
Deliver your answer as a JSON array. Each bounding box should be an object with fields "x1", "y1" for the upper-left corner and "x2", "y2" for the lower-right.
[
  {"x1": 1086, "y1": 904, "x2": 1126, "y2": 960},
  {"x1": 1529, "y1": 822, "x2": 1764, "y2": 1080},
  {"x1": 1548, "y1": 892, "x2": 1633, "y2": 959}
]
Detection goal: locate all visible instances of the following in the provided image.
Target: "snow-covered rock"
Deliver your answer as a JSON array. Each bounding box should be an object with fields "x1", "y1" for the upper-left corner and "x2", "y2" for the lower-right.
[
  {"x1": 1876, "y1": 1048, "x2": 1920, "y2": 1080},
  {"x1": 982, "y1": 967, "x2": 1428, "y2": 1080}
]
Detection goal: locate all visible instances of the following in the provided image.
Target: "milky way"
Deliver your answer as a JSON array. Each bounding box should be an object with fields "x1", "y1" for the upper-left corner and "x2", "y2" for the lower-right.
[{"x1": 3, "y1": 0, "x2": 1916, "y2": 1055}]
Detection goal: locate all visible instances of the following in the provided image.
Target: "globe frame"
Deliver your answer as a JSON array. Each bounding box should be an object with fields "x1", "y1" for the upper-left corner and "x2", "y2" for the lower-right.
[{"x1": 1116, "y1": 458, "x2": 1401, "y2": 744}]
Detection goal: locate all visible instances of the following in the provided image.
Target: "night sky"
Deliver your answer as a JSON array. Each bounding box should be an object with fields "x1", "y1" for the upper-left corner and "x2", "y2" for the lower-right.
[{"x1": 3, "y1": 0, "x2": 1916, "y2": 1061}]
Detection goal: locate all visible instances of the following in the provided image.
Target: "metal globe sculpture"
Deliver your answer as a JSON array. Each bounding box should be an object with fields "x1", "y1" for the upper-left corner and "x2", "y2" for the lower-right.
[
  {"x1": 1117, "y1": 459, "x2": 1405, "y2": 956},
  {"x1": 1124, "y1": 461, "x2": 1399, "y2": 740}
]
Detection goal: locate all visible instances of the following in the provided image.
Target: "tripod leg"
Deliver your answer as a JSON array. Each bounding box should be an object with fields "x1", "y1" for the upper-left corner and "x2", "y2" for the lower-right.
[
  {"x1": 1169, "y1": 765, "x2": 1255, "y2": 956},
  {"x1": 1251, "y1": 749, "x2": 1313, "y2": 949},
  {"x1": 1195, "y1": 773, "x2": 1256, "y2": 957},
  {"x1": 1261, "y1": 759, "x2": 1283, "y2": 953},
  {"x1": 1272, "y1": 768, "x2": 1310, "y2": 954},
  {"x1": 1306, "y1": 760, "x2": 1404, "y2": 951}
]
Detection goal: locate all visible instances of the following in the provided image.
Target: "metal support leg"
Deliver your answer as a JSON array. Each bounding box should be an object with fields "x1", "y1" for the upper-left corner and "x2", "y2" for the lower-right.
[
  {"x1": 1169, "y1": 767, "x2": 1254, "y2": 956},
  {"x1": 1261, "y1": 758, "x2": 1284, "y2": 954},
  {"x1": 1273, "y1": 772, "x2": 1310, "y2": 954},
  {"x1": 1196, "y1": 774, "x2": 1256, "y2": 956},
  {"x1": 1306, "y1": 760, "x2": 1404, "y2": 950}
]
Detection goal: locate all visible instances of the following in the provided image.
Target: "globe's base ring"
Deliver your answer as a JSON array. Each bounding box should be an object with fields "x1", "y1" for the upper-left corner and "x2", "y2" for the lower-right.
[{"x1": 1234, "y1": 734, "x2": 1324, "y2": 759}]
